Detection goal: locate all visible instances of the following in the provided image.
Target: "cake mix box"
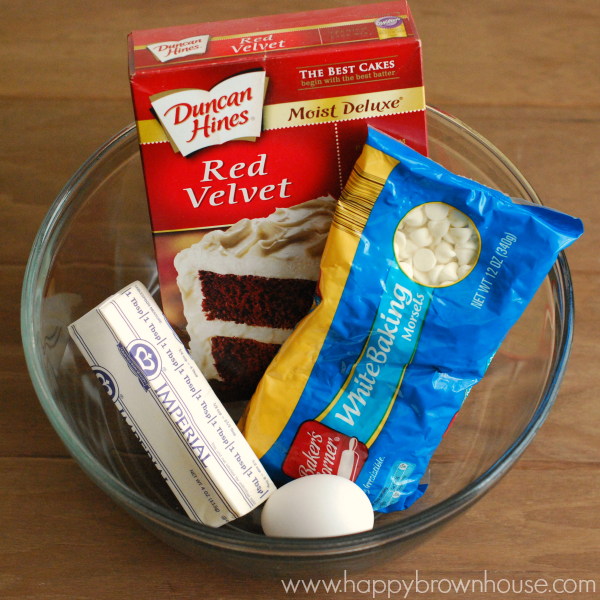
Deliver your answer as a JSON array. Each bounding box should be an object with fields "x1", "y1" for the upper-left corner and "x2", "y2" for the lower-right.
[{"x1": 128, "y1": 1, "x2": 427, "y2": 402}]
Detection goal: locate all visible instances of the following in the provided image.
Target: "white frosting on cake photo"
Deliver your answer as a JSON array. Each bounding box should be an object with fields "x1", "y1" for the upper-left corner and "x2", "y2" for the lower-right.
[{"x1": 174, "y1": 196, "x2": 337, "y2": 393}]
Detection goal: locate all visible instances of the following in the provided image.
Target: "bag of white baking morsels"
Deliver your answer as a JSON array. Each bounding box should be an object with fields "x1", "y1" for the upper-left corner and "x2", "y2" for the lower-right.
[{"x1": 240, "y1": 126, "x2": 584, "y2": 513}]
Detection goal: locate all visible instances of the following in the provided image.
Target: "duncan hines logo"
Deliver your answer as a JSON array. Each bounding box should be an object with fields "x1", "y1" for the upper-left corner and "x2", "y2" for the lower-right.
[
  {"x1": 150, "y1": 71, "x2": 266, "y2": 157},
  {"x1": 147, "y1": 35, "x2": 210, "y2": 63}
]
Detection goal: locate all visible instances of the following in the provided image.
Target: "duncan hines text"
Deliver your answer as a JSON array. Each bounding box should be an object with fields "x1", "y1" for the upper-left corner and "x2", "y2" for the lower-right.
[
  {"x1": 147, "y1": 35, "x2": 210, "y2": 62},
  {"x1": 151, "y1": 71, "x2": 266, "y2": 157}
]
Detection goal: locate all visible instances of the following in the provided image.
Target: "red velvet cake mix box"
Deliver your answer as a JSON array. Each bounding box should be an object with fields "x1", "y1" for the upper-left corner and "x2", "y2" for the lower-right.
[{"x1": 128, "y1": 1, "x2": 427, "y2": 402}]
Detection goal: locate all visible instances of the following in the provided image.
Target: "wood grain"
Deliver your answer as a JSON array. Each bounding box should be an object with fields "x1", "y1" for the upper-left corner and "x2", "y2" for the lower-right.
[
  {"x1": 0, "y1": 459, "x2": 598, "y2": 599},
  {"x1": 1, "y1": 0, "x2": 599, "y2": 597}
]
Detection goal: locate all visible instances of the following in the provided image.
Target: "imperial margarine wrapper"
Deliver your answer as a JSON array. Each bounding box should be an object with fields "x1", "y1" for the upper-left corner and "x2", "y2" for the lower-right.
[
  {"x1": 69, "y1": 282, "x2": 274, "y2": 526},
  {"x1": 241, "y1": 127, "x2": 583, "y2": 513}
]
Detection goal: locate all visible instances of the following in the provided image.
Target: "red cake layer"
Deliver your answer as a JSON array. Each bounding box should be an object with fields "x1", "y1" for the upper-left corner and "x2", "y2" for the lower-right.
[
  {"x1": 199, "y1": 270, "x2": 316, "y2": 330},
  {"x1": 210, "y1": 336, "x2": 281, "y2": 398}
]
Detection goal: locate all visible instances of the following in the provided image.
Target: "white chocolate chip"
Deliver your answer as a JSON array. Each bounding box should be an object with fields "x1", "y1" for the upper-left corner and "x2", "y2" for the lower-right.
[
  {"x1": 449, "y1": 210, "x2": 469, "y2": 227},
  {"x1": 413, "y1": 248, "x2": 436, "y2": 272},
  {"x1": 410, "y1": 227, "x2": 433, "y2": 247},
  {"x1": 445, "y1": 261, "x2": 459, "y2": 276},
  {"x1": 394, "y1": 231, "x2": 407, "y2": 250},
  {"x1": 412, "y1": 267, "x2": 430, "y2": 285},
  {"x1": 428, "y1": 218, "x2": 450, "y2": 238},
  {"x1": 434, "y1": 240, "x2": 456, "y2": 264},
  {"x1": 455, "y1": 239, "x2": 478, "y2": 250},
  {"x1": 403, "y1": 206, "x2": 427, "y2": 227},
  {"x1": 399, "y1": 261, "x2": 414, "y2": 278},
  {"x1": 439, "y1": 262, "x2": 459, "y2": 283},
  {"x1": 450, "y1": 227, "x2": 473, "y2": 243},
  {"x1": 429, "y1": 264, "x2": 444, "y2": 286},
  {"x1": 424, "y1": 202, "x2": 450, "y2": 221},
  {"x1": 406, "y1": 239, "x2": 419, "y2": 256},
  {"x1": 396, "y1": 238, "x2": 418, "y2": 259},
  {"x1": 456, "y1": 247, "x2": 477, "y2": 266},
  {"x1": 429, "y1": 236, "x2": 442, "y2": 249},
  {"x1": 458, "y1": 264, "x2": 472, "y2": 279}
]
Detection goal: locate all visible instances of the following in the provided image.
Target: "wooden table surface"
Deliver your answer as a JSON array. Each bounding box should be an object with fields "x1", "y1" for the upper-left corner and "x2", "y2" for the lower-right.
[{"x1": 2, "y1": 1, "x2": 599, "y2": 598}]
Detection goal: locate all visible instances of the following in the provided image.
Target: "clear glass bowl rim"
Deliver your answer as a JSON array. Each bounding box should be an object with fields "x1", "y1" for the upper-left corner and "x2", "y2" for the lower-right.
[{"x1": 21, "y1": 107, "x2": 575, "y2": 558}]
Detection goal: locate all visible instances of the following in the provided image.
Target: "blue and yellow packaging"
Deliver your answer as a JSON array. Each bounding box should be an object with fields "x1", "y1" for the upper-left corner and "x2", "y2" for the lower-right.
[{"x1": 241, "y1": 127, "x2": 583, "y2": 512}]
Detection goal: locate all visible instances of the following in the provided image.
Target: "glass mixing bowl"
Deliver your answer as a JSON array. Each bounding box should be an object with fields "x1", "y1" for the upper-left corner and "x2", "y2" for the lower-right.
[{"x1": 22, "y1": 107, "x2": 574, "y2": 575}]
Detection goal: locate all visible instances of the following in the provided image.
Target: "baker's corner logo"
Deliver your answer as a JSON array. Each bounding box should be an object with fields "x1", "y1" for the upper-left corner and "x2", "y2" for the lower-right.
[
  {"x1": 150, "y1": 70, "x2": 266, "y2": 157},
  {"x1": 147, "y1": 35, "x2": 210, "y2": 63}
]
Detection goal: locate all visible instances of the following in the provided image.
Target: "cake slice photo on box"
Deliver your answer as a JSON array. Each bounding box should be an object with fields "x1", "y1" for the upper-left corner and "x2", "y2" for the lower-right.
[{"x1": 174, "y1": 196, "x2": 336, "y2": 402}]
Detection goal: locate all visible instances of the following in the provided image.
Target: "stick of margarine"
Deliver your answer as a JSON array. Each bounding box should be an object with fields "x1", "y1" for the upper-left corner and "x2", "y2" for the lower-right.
[{"x1": 68, "y1": 281, "x2": 274, "y2": 527}]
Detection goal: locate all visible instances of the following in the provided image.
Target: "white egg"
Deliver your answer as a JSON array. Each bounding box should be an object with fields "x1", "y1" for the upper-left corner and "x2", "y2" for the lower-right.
[{"x1": 261, "y1": 474, "x2": 374, "y2": 538}]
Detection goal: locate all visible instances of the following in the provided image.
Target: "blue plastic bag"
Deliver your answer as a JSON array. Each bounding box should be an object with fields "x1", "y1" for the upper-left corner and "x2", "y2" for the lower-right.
[{"x1": 241, "y1": 127, "x2": 583, "y2": 512}]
